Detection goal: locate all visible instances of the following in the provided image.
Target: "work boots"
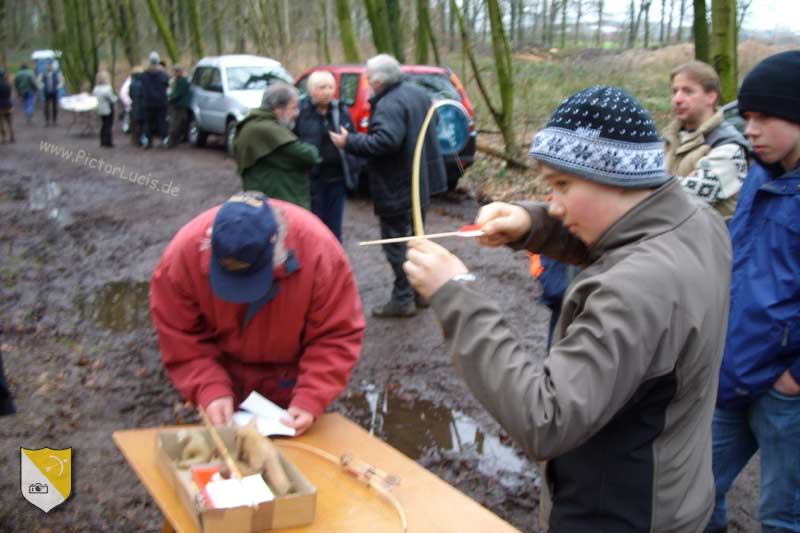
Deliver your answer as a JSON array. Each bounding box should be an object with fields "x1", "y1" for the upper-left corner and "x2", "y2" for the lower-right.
[{"x1": 371, "y1": 300, "x2": 417, "y2": 318}]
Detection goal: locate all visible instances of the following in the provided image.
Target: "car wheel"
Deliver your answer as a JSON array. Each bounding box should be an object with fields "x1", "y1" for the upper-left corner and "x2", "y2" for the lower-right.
[
  {"x1": 225, "y1": 119, "x2": 237, "y2": 158},
  {"x1": 188, "y1": 116, "x2": 207, "y2": 147}
]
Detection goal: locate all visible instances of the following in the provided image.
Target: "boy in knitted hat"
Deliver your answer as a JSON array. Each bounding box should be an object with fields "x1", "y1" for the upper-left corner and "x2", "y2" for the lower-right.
[
  {"x1": 404, "y1": 86, "x2": 732, "y2": 532},
  {"x1": 705, "y1": 51, "x2": 800, "y2": 533}
]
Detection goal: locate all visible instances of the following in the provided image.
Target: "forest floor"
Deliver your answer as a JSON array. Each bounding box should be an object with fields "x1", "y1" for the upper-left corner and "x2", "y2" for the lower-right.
[{"x1": 1, "y1": 107, "x2": 758, "y2": 532}]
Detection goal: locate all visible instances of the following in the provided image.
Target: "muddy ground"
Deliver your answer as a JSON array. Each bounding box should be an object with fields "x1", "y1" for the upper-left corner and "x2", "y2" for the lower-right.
[{"x1": 1, "y1": 109, "x2": 757, "y2": 532}]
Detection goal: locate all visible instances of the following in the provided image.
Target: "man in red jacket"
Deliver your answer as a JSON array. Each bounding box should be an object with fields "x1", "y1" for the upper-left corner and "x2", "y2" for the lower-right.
[{"x1": 150, "y1": 191, "x2": 365, "y2": 435}]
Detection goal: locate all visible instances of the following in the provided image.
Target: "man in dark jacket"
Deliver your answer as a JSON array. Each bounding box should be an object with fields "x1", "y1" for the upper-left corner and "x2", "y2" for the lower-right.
[
  {"x1": 167, "y1": 65, "x2": 191, "y2": 148},
  {"x1": 0, "y1": 69, "x2": 14, "y2": 143},
  {"x1": 38, "y1": 61, "x2": 62, "y2": 126},
  {"x1": 14, "y1": 64, "x2": 37, "y2": 124},
  {"x1": 234, "y1": 83, "x2": 319, "y2": 209},
  {"x1": 140, "y1": 51, "x2": 169, "y2": 148},
  {"x1": 331, "y1": 54, "x2": 446, "y2": 317}
]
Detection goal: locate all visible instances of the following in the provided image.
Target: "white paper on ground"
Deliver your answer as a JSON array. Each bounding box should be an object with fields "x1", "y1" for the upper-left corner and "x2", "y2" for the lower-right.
[
  {"x1": 204, "y1": 474, "x2": 274, "y2": 508},
  {"x1": 233, "y1": 391, "x2": 296, "y2": 437}
]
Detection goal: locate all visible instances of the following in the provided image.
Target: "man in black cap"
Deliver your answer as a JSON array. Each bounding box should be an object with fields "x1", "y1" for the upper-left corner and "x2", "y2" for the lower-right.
[
  {"x1": 705, "y1": 50, "x2": 800, "y2": 533},
  {"x1": 404, "y1": 86, "x2": 732, "y2": 532},
  {"x1": 150, "y1": 192, "x2": 365, "y2": 435}
]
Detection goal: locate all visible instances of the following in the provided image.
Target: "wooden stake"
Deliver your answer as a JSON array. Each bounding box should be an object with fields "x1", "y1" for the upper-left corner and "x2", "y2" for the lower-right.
[{"x1": 198, "y1": 408, "x2": 243, "y2": 480}]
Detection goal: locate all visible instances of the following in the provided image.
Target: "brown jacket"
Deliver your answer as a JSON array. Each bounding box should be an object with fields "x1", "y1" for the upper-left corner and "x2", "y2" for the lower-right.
[{"x1": 430, "y1": 180, "x2": 731, "y2": 533}]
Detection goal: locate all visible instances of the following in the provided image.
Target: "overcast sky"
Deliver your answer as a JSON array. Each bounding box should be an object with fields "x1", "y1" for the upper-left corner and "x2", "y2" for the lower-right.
[{"x1": 601, "y1": 0, "x2": 800, "y2": 35}]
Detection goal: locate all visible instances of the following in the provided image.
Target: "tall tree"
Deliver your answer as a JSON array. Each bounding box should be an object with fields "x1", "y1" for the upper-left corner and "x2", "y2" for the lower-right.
[
  {"x1": 386, "y1": 0, "x2": 405, "y2": 61},
  {"x1": 574, "y1": 0, "x2": 583, "y2": 45},
  {"x1": 643, "y1": 0, "x2": 653, "y2": 47},
  {"x1": 336, "y1": 0, "x2": 360, "y2": 62},
  {"x1": 667, "y1": 0, "x2": 675, "y2": 41},
  {"x1": 596, "y1": 0, "x2": 604, "y2": 47},
  {"x1": 146, "y1": 0, "x2": 180, "y2": 62},
  {"x1": 416, "y1": 0, "x2": 430, "y2": 63},
  {"x1": 318, "y1": 0, "x2": 331, "y2": 63},
  {"x1": 560, "y1": 0, "x2": 567, "y2": 48},
  {"x1": 676, "y1": 0, "x2": 687, "y2": 41},
  {"x1": 693, "y1": 0, "x2": 710, "y2": 62},
  {"x1": 211, "y1": 0, "x2": 224, "y2": 55},
  {"x1": 710, "y1": 0, "x2": 737, "y2": 103},
  {"x1": 363, "y1": 0, "x2": 392, "y2": 54},
  {"x1": 451, "y1": 0, "x2": 517, "y2": 157},
  {"x1": 659, "y1": 0, "x2": 666, "y2": 42},
  {"x1": 0, "y1": 0, "x2": 7, "y2": 70},
  {"x1": 186, "y1": 0, "x2": 205, "y2": 60}
]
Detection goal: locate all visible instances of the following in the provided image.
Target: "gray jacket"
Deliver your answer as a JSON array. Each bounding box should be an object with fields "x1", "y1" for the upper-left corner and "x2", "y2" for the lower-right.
[{"x1": 430, "y1": 180, "x2": 732, "y2": 532}]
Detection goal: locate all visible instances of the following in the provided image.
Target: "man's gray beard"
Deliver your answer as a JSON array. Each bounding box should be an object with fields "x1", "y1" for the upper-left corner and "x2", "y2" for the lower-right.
[{"x1": 278, "y1": 118, "x2": 295, "y2": 130}]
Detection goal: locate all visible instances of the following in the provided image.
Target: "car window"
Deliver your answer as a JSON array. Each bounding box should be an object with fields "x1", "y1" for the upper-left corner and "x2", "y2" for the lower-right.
[
  {"x1": 191, "y1": 67, "x2": 206, "y2": 86},
  {"x1": 405, "y1": 73, "x2": 461, "y2": 102},
  {"x1": 226, "y1": 66, "x2": 289, "y2": 91},
  {"x1": 339, "y1": 73, "x2": 360, "y2": 106},
  {"x1": 208, "y1": 68, "x2": 222, "y2": 90}
]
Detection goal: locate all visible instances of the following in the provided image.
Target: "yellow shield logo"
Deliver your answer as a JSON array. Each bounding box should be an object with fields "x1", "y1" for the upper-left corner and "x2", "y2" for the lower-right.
[{"x1": 20, "y1": 447, "x2": 72, "y2": 512}]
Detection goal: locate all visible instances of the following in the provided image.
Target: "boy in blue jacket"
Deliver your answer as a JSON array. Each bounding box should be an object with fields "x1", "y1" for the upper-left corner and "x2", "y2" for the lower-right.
[{"x1": 705, "y1": 51, "x2": 800, "y2": 533}]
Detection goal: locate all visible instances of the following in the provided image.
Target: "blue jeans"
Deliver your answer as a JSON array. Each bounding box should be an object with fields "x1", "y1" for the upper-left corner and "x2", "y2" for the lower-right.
[
  {"x1": 706, "y1": 388, "x2": 800, "y2": 532},
  {"x1": 22, "y1": 92, "x2": 36, "y2": 118},
  {"x1": 310, "y1": 178, "x2": 347, "y2": 242}
]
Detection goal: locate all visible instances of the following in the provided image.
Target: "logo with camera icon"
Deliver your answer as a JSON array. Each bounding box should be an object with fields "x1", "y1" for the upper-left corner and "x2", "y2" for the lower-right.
[{"x1": 21, "y1": 447, "x2": 71, "y2": 512}]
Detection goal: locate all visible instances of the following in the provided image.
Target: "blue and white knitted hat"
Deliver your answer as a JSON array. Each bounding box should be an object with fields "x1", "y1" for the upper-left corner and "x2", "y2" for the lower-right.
[{"x1": 529, "y1": 86, "x2": 669, "y2": 189}]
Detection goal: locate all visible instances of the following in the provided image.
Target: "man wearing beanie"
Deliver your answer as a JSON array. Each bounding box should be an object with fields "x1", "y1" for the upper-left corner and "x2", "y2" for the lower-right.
[
  {"x1": 404, "y1": 86, "x2": 732, "y2": 532},
  {"x1": 150, "y1": 192, "x2": 365, "y2": 435},
  {"x1": 705, "y1": 50, "x2": 800, "y2": 533},
  {"x1": 141, "y1": 51, "x2": 169, "y2": 148}
]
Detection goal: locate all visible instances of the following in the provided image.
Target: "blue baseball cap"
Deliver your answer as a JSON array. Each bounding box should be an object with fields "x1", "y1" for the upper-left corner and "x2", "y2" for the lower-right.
[{"x1": 210, "y1": 192, "x2": 278, "y2": 303}]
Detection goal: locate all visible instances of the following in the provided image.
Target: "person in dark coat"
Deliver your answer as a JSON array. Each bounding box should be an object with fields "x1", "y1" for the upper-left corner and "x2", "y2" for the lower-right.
[
  {"x1": 37, "y1": 61, "x2": 62, "y2": 126},
  {"x1": 128, "y1": 67, "x2": 144, "y2": 146},
  {"x1": 0, "y1": 69, "x2": 14, "y2": 143},
  {"x1": 140, "y1": 51, "x2": 169, "y2": 148},
  {"x1": 294, "y1": 70, "x2": 360, "y2": 241},
  {"x1": 330, "y1": 54, "x2": 446, "y2": 317},
  {"x1": 167, "y1": 65, "x2": 191, "y2": 148},
  {"x1": 13, "y1": 63, "x2": 37, "y2": 124}
]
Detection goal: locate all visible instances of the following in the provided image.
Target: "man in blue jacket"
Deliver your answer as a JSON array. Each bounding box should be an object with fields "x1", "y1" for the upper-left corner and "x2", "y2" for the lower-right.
[{"x1": 705, "y1": 51, "x2": 800, "y2": 533}]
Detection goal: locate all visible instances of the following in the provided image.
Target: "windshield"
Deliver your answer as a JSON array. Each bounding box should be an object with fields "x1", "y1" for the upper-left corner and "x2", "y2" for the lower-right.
[
  {"x1": 405, "y1": 73, "x2": 461, "y2": 102},
  {"x1": 226, "y1": 66, "x2": 290, "y2": 91}
]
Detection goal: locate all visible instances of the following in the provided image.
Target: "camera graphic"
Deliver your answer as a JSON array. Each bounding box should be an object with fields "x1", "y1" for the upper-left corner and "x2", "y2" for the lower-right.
[{"x1": 28, "y1": 482, "x2": 49, "y2": 494}]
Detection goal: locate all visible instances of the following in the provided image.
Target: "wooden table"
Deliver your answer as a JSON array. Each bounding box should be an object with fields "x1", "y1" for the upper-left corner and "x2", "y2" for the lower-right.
[{"x1": 113, "y1": 413, "x2": 522, "y2": 533}]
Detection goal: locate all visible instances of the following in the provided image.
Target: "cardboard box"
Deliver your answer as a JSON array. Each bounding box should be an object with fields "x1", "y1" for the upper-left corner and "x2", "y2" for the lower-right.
[{"x1": 155, "y1": 428, "x2": 316, "y2": 532}]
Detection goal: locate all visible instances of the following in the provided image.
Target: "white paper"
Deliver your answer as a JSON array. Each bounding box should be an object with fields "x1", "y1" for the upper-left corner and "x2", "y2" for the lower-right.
[
  {"x1": 233, "y1": 391, "x2": 296, "y2": 437},
  {"x1": 204, "y1": 474, "x2": 274, "y2": 508}
]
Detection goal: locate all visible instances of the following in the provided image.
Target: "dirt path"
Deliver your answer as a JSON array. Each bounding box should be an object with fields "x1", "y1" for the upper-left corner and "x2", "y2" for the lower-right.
[{"x1": 0, "y1": 110, "x2": 757, "y2": 532}]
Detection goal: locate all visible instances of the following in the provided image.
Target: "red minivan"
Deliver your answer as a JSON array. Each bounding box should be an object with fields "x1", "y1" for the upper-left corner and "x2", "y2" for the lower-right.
[{"x1": 295, "y1": 64, "x2": 477, "y2": 190}]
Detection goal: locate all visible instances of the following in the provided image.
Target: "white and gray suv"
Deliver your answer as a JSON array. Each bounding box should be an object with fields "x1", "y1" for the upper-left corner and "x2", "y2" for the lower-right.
[{"x1": 188, "y1": 55, "x2": 293, "y2": 156}]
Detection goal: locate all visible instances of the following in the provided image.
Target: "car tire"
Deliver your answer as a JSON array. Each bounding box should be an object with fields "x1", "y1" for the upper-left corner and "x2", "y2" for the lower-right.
[
  {"x1": 225, "y1": 118, "x2": 237, "y2": 158},
  {"x1": 188, "y1": 116, "x2": 207, "y2": 147}
]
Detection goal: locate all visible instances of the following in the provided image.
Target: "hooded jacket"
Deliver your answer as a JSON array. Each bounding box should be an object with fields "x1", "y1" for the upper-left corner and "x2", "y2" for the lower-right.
[
  {"x1": 717, "y1": 160, "x2": 800, "y2": 409},
  {"x1": 150, "y1": 199, "x2": 365, "y2": 419},
  {"x1": 430, "y1": 180, "x2": 731, "y2": 532}
]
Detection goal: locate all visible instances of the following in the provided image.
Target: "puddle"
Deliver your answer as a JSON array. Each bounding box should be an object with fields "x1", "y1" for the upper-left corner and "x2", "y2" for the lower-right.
[
  {"x1": 339, "y1": 384, "x2": 536, "y2": 489},
  {"x1": 74, "y1": 281, "x2": 151, "y2": 332},
  {"x1": 28, "y1": 181, "x2": 73, "y2": 227}
]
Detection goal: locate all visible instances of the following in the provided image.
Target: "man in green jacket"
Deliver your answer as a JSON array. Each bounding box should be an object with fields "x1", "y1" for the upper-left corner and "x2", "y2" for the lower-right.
[
  {"x1": 167, "y1": 65, "x2": 191, "y2": 148},
  {"x1": 13, "y1": 64, "x2": 37, "y2": 124},
  {"x1": 234, "y1": 83, "x2": 319, "y2": 209}
]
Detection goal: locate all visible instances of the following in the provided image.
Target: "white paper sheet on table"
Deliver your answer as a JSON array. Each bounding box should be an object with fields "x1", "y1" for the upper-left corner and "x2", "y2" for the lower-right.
[{"x1": 232, "y1": 391, "x2": 296, "y2": 437}]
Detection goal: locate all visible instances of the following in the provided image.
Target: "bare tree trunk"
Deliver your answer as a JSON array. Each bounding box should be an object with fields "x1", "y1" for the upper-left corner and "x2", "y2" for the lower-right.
[
  {"x1": 677, "y1": 0, "x2": 686, "y2": 41},
  {"x1": 336, "y1": 0, "x2": 360, "y2": 62},
  {"x1": 126, "y1": 0, "x2": 141, "y2": 64},
  {"x1": 318, "y1": 0, "x2": 331, "y2": 63},
  {"x1": 659, "y1": 0, "x2": 666, "y2": 43},
  {"x1": 0, "y1": 0, "x2": 7, "y2": 70},
  {"x1": 363, "y1": 0, "x2": 392, "y2": 54},
  {"x1": 386, "y1": 0, "x2": 405, "y2": 61},
  {"x1": 667, "y1": 0, "x2": 675, "y2": 41},
  {"x1": 711, "y1": 0, "x2": 736, "y2": 103},
  {"x1": 147, "y1": 0, "x2": 180, "y2": 62},
  {"x1": 186, "y1": 0, "x2": 205, "y2": 60},
  {"x1": 211, "y1": 0, "x2": 224, "y2": 55},
  {"x1": 560, "y1": 0, "x2": 567, "y2": 48},
  {"x1": 425, "y1": 0, "x2": 442, "y2": 64},
  {"x1": 693, "y1": 0, "x2": 710, "y2": 62},
  {"x1": 574, "y1": 0, "x2": 583, "y2": 45},
  {"x1": 596, "y1": 0, "x2": 604, "y2": 47},
  {"x1": 644, "y1": 0, "x2": 652, "y2": 47},
  {"x1": 416, "y1": 0, "x2": 430, "y2": 63}
]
